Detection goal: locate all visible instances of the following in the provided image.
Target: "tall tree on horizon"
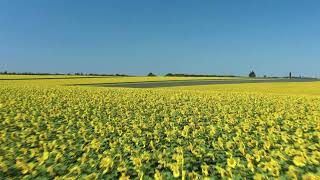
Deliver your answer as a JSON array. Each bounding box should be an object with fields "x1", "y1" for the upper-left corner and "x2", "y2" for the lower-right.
[{"x1": 249, "y1": 70, "x2": 256, "y2": 78}]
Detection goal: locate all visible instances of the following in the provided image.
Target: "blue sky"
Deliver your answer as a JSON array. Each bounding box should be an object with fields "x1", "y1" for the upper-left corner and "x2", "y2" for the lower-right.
[{"x1": 0, "y1": 0, "x2": 319, "y2": 77}]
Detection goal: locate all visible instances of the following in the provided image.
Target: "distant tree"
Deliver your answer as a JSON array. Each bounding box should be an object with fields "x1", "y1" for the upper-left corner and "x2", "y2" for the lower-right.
[
  {"x1": 263, "y1": 75, "x2": 267, "y2": 78},
  {"x1": 148, "y1": 72, "x2": 156, "y2": 77},
  {"x1": 165, "y1": 73, "x2": 174, "y2": 76},
  {"x1": 289, "y1": 72, "x2": 292, "y2": 79},
  {"x1": 249, "y1": 71, "x2": 256, "y2": 78}
]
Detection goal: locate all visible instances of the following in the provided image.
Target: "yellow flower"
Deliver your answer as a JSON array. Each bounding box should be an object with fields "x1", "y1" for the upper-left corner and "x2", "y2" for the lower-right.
[
  {"x1": 84, "y1": 173, "x2": 98, "y2": 180},
  {"x1": 0, "y1": 156, "x2": 8, "y2": 173},
  {"x1": 293, "y1": 156, "x2": 307, "y2": 167},
  {"x1": 209, "y1": 126, "x2": 216, "y2": 137},
  {"x1": 263, "y1": 140, "x2": 271, "y2": 150},
  {"x1": 154, "y1": 170, "x2": 162, "y2": 180},
  {"x1": 215, "y1": 166, "x2": 225, "y2": 177},
  {"x1": 253, "y1": 173, "x2": 264, "y2": 180},
  {"x1": 181, "y1": 125, "x2": 189, "y2": 138},
  {"x1": 272, "y1": 169, "x2": 280, "y2": 177},
  {"x1": 119, "y1": 172, "x2": 130, "y2": 180},
  {"x1": 187, "y1": 171, "x2": 199, "y2": 179},
  {"x1": 117, "y1": 161, "x2": 128, "y2": 173},
  {"x1": 69, "y1": 165, "x2": 82, "y2": 175},
  {"x1": 15, "y1": 159, "x2": 27, "y2": 174},
  {"x1": 38, "y1": 151, "x2": 49, "y2": 165},
  {"x1": 288, "y1": 174, "x2": 298, "y2": 180},
  {"x1": 100, "y1": 156, "x2": 113, "y2": 174},
  {"x1": 247, "y1": 160, "x2": 254, "y2": 172},
  {"x1": 295, "y1": 128, "x2": 303, "y2": 137},
  {"x1": 239, "y1": 142, "x2": 245, "y2": 155},
  {"x1": 80, "y1": 154, "x2": 88, "y2": 165},
  {"x1": 226, "y1": 141, "x2": 233, "y2": 150},
  {"x1": 47, "y1": 165, "x2": 55, "y2": 176},
  {"x1": 132, "y1": 157, "x2": 142, "y2": 169},
  {"x1": 287, "y1": 166, "x2": 298, "y2": 180},
  {"x1": 55, "y1": 152, "x2": 63, "y2": 163},
  {"x1": 139, "y1": 171, "x2": 144, "y2": 180},
  {"x1": 172, "y1": 153, "x2": 184, "y2": 165},
  {"x1": 170, "y1": 163, "x2": 180, "y2": 178},
  {"x1": 302, "y1": 173, "x2": 319, "y2": 180},
  {"x1": 227, "y1": 157, "x2": 237, "y2": 168},
  {"x1": 201, "y1": 164, "x2": 209, "y2": 176},
  {"x1": 30, "y1": 148, "x2": 37, "y2": 158},
  {"x1": 217, "y1": 137, "x2": 224, "y2": 149},
  {"x1": 182, "y1": 170, "x2": 186, "y2": 180}
]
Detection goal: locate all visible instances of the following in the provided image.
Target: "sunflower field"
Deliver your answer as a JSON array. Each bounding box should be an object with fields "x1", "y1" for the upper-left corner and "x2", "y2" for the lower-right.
[{"x1": 0, "y1": 77, "x2": 319, "y2": 179}]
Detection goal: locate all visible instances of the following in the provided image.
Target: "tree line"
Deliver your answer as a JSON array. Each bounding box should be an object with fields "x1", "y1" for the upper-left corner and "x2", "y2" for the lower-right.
[
  {"x1": 148, "y1": 72, "x2": 238, "y2": 77},
  {"x1": 0, "y1": 71, "x2": 129, "y2": 77}
]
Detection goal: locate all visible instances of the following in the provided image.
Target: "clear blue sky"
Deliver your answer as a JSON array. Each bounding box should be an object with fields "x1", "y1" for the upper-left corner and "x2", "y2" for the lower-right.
[{"x1": 1, "y1": 0, "x2": 319, "y2": 77}]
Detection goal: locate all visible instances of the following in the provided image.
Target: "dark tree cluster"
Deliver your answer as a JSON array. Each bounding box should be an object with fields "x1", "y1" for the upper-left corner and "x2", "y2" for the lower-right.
[
  {"x1": 249, "y1": 71, "x2": 256, "y2": 78},
  {"x1": 0, "y1": 71, "x2": 129, "y2": 76},
  {"x1": 147, "y1": 72, "x2": 156, "y2": 77}
]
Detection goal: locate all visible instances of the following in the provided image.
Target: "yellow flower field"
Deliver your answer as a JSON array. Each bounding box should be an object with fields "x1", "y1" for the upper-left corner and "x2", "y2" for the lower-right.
[
  {"x1": 171, "y1": 81, "x2": 320, "y2": 96},
  {"x1": 0, "y1": 76, "x2": 319, "y2": 179}
]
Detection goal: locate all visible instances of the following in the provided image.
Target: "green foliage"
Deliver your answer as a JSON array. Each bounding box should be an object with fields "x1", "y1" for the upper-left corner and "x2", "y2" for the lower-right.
[{"x1": 249, "y1": 71, "x2": 256, "y2": 78}]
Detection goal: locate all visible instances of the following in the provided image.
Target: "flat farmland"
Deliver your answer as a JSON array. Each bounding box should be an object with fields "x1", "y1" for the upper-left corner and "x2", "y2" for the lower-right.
[
  {"x1": 78, "y1": 78, "x2": 319, "y2": 88},
  {"x1": 0, "y1": 75, "x2": 319, "y2": 179}
]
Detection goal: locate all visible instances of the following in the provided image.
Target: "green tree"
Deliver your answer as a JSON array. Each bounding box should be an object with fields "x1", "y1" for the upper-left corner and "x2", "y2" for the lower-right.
[
  {"x1": 147, "y1": 72, "x2": 156, "y2": 77},
  {"x1": 249, "y1": 71, "x2": 256, "y2": 78}
]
